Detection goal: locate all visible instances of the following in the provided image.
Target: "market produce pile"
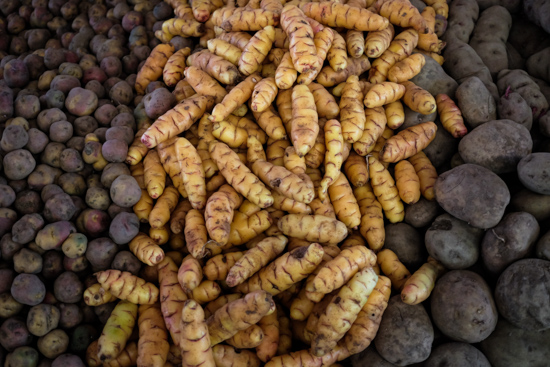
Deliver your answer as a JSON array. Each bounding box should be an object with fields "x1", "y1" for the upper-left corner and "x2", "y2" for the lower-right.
[{"x1": 0, "y1": 0, "x2": 550, "y2": 366}]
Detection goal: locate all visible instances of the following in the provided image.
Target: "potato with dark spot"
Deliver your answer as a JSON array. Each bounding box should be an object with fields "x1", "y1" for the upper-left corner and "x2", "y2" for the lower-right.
[
  {"x1": 26, "y1": 128, "x2": 49, "y2": 154},
  {"x1": 143, "y1": 88, "x2": 176, "y2": 119},
  {"x1": 63, "y1": 255, "x2": 89, "y2": 273},
  {"x1": 109, "y1": 175, "x2": 141, "y2": 208},
  {"x1": 85, "y1": 80, "x2": 105, "y2": 99},
  {"x1": 109, "y1": 80, "x2": 133, "y2": 105},
  {"x1": 85, "y1": 187, "x2": 110, "y2": 211},
  {"x1": 76, "y1": 209, "x2": 110, "y2": 238},
  {"x1": 424, "y1": 343, "x2": 491, "y2": 367},
  {"x1": 0, "y1": 209, "x2": 17, "y2": 238},
  {"x1": 517, "y1": 153, "x2": 550, "y2": 195},
  {"x1": 37, "y1": 329, "x2": 69, "y2": 359},
  {"x1": 384, "y1": 223, "x2": 426, "y2": 270},
  {"x1": 58, "y1": 303, "x2": 83, "y2": 329},
  {"x1": 0, "y1": 318, "x2": 33, "y2": 351},
  {"x1": 43, "y1": 193, "x2": 76, "y2": 222},
  {"x1": 85, "y1": 237, "x2": 117, "y2": 271},
  {"x1": 100, "y1": 56, "x2": 122, "y2": 78},
  {"x1": 5, "y1": 346, "x2": 39, "y2": 367},
  {"x1": 495, "y1": 259, "x2": 550, "y2": 331},
  {"x1": 0, "y1": 185, "x2": 16, "y2": 207},
  {"x1": 58, "y1": 149, "x2": 84, "y2": 173},
  {"x1": 64, "y1": 88, "x2": 98, "y2": 117},
  {"x1": 1, "y1": 235, "x2": 25, "y2": 262},
  {"x1": 53, "y1": 271, "x2": 83, "y2": 304},
  {"x1": 61, "y1": 233, "x2": 87, "y2": 259},
  {"x1": 3, "y1": 59, "x2": 29, "y2": 88},
  {"x1": 12, "y1": 213, "x2": 44, "y2": 245},
  {"x1": 374, "y1": 296, "x2": 434, "y2": 366},
  {"x1": 41, "y1": 142, "x2": 65, "y2": 168},
  {"x1": 105, "y1": 126, "x2": 133, "y2": 145},
  {"x1": 1, "y1": 125, "x2": 29, "y2": 152},
  {"x1": 41, "y1": 185, "x2": 64, "y2": 203},
  {"x1": 110, "y1": 112, "x2": 136, "y2": 130},
  {"x1": 14, "y1": 95, "x2": 40, "y2": 120},
  {"x1": 425, "y1": 214, "x2": 484, "y2": 270},
  {"x1": 58, "y1": 173, "x2": 87, "y2": 197},
  {"x1": 11, "y1": 274, "x2": 46, "y2": 306},
  {"x1": 111, "y1": 250, "x2": 141, "y2": 275},
  {"x1": 482, "y1": 212, "x2": 539, "y2": 275},
  {"x1": 49, "y1": 120, "x2": 73, "y2": 143},
  {"x1": 3, "y1": 150, "x2": 36, "y2": 180},
  {"x1": 27, "y1": 165, "x2": 63, "y2": 192},
  {"x1": 42, "y1": 251, "x2": 63, "y2": 280},
  {"x1": 93, "y1": 104, "x2": 117, "y2": 126},
  {"x1": 431, "y1": 270, "x2": 498, "y2": 343},
  {"x1": 100, "y1": 163, "x2": 130, "y2": 187},
  {"x1": 44, "y1": 89, "x2": 65, "y2": 109},
  {"x1": 26, "y1": 304, "x2": 60, "y2": 337},
  {"x1": 43, "y1": 48, "x2": 66, "y2": 70},
  {"x1": 73, "y1": 116, "x2": 98, "y2": 137},
  {"x1": 109, "y1": 212, "x2": 139, "y2": 245},
  {"x1": 37, "y1": 108, "x2": 66, "y2": 133},
  {"x1": 35, "y1": 221, "x2": 76, "y2": 251},
  {"x1": 13, "y1": 249, "x2": 43, "y2": 274},
  {"x1": 0, "y1": 293, "x2": 23, "y2": 319}
]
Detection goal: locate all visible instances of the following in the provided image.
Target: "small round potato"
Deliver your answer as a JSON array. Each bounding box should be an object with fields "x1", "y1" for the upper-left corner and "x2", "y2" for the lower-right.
[
  {"x1": 26, "y1": 304, "x2": 60, "y2": 337},
  {"x1": 424, "y1": 343, "x2": 491, "y2": 367},
  {"x1": 11, "y1": 274, "x2": 46, "y2": 306},
  {"x1": 110, "y1": 175, "x2": 141, "y2": 208},
  {"x1": 53, "y1": 272, "x2": 83, "y2": 304},
  {"x1": 37, "y1": 329, "x2": 69, "y2": 359}
]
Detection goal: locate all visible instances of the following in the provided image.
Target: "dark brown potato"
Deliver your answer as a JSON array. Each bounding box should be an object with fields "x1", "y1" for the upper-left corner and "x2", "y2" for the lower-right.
[
  {"x1": 424, "y1": 343, "x2": 491, "y2": 367},
  {"x1": 58, "y1": 149, "x2": 84, "y2": 173},
  {"x1": 26, "y1": 304, "x2": 60, "y2": 337},
  {"x1": 28, "y1": 164, "x2": 63, "y2": 191},
  {"x1": 26, "y1": 128, "x2": 49, "y2": 154},
  {"x1": 0, "y1": 125, "x2": 29, "y2": 152},
  {"x1": 58, "y1": 303, "x2": 83, "y2": 329},
  {"x1": 11, "y1": 274, "x2": 46, "y2": 306},
  {"x1": 100, "y1": 56, "x2": 122, "y2": 78},
  {"x1": 143, "y1": 87, "x2": 176, "y2": 119},
  {"x1": 110, "y1": 112, "x2": 136, "y2": 130},
  {"x1": 85, "y1": 187, "x2": 111, "y2": 211},
  {"x1": 0, "y1": 269, "x2": 14, "y2": 294},
  {"x1": 41, "y1": 142, "x2": 66, "y2": 168},
  {"x1": 70, "y1": 325, "x2": 98, "y2": 353},
  {"x1": 111, "y1": 250, "x2": 141, "y2": 275},
  {"x1": 85, "y1": 237, "x2": 117, "y2": 271},
  {"x1": 0, "y1": 318, "x2": 33, "y2": 351},
  {"x1": 0, "y1": 184, "x2": 16, "y2": 207},
  {"x1": 109, "y1": 80, "x2": 133, "y2": 105},
  {"x1": 3, "y1": 59, "x2": 29, "y2": 88},
  {"x1": 384, "y1": 223, "x2": 426, "y2": 271},
  {"x1": 101, "y1": 139, "x2": 128, "y2": 163},
  {"x1": 64, "y1": 87, "x2": 98, "y2": 117},
  {"x1": 52, "y1": 354, "x2": 85, "y2": 367},
  {"x1": 66, "y1": 136, "x2": 85, "y2": 152},
  {"x1": 13, "y1": 248, "x2": 43, "y2": 274},
  {"x1": 105, "y1": 126, "x2": 133, "y2": 145},
  {"x1": 85, "y1": 80, "x2": 105, "y2": 99},
  {"x1": 53, "y1": 271, "x2": 83, "y2": 304},
  {"x1": 1, "y1": 234, "x2": 25, "y2": 261},
  {"x1": 82, "y1": 66, "x2": 107, "y2": 85},
  {"x1": 63, "y1": 254, "x2": 89, "y2": 273},
  {"x1": 49, "y1": 120, "x2": 73, "y2": 143},
  {"x1": 41, "y1": 184, "x2": 64, "y2": 202},
  {"x1": 43, "y1": 193, "x2": 76, "y2": 222},
  {"x1": 2, "y1": 149, "x2": 36, "y2": 180},
  {"x1": 14, "y1": 95, "x2": 40, "y2": 120},
  {"x1": 0, "y1": 208, "x2": 17, "y2": 237},
  {"x1": 6, "y1": 346, "x2": 40, "y2": 367},
  {"x1": 14, "y1": 190, "x2": 43, "y2": 215},
  {"x1": 94, "y1": 302, "x2": 116, "y2": 324},
  {"x1": 100, "y1": 163, "x2": 130, "y2": 187},
  {"x1": 11, "y1": 213, "x2": 44, "y2": 245},
  {"x1": 0, "y1": 85, "x2": 14, "y2": 122},
  {"x1": 93, "y1": 104, "x2": 117, "y2": 126},
  {"x1": 42, "y1": 251, "x2": 64, "y2": 280}
]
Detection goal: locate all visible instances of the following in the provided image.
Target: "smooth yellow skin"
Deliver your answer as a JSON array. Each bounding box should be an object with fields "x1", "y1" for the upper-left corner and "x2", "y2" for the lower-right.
[
  {"x1": 180, "y1": 300, "x2": 216, "y2": 367},
  {"x1": 290, "y1": 288, "x2": 316, "y2": 322},
  {"x1": 291, "y1": 84, "x2": 319, "y2": 157},
  {"x1": 211, "y1": 73, "x2": 261, "y2": 122},
  {"x1": 238, "y1": 199, "x2": 262, "y2": 216},
  {"x1": 135, "y1": 44, "x2": 174, "y2": 95},
  {"x1": 308, "y1": 245, "x2": 377, "y2": 295},
  {"x1": 142, "y1": 95, "x2": 212, "y2": 149},
  {"x1": 436, "y1": 93, "x2": 467, "y2": 138},
  {"x1": 209, "y1": 141, "x2": 273, "y2": 208},
  {"x1": 308, "y1": 82, "x2": 340, "y2": 119},
  {"x1": 345, "y1": 275, "x2": 391, "y2": 354},
  {"x1": 192, "y1": 0, "x2": 224, "y2": 22},
  {"x1": 163, "y1": 47, "x2": 191, "y2": 87},
  {"x1": 137, "y1": 303, "x2": 169, "y2": 367},
  {"x1": 251, "y1": 77, "x2": 278, "y2": 113},
  {"x1": 402, "y1": 81, "x2": 437, "y2": 115},
  {"x1": 184, "y1": 66, "x2": 227, "y2": 105},
  {"x1": 368, "y1": 156, "x2": 404, "y2": 223},
  {"x1": 98, "y1": 300, "x2": 138, "y2": 361},
  {"x1": 340, "y1": 232, "x2": 366, "y2": 250},
  {"x1": 380, "y1": 121, "x2": 438, "y2": 163},
  {"x1": 278, "y1": 214, "x2": 348, "y2": 244},
  {"x1": 187, "y1": 280, "x2": 221, "y2": 305},
  {"x1": 387, "y1": 53, "x2": 426, "y2": 83},
  {"x1": 346, "y1": 30, "x2": 365, "y2": 58},
  {"x1": 365, "y1": 23, "x2": 394, "y2": 58},
  {"x1": 207, "y1": 290, "x2": 275, "y2": 346},
  {"x1": 408, "y1": 151, "x2": 438, "y2": 200},
  {"x1": 226, "y1": 325, "x2": 264, "y2": 349},
  {"x1": 157, "y1": 258, "x2": 188, "y2": 347},
  {"x1": 129, "y1": 232, "x2": 165, "y2": 266},
  {"x1": 384, "y1": 100, "x2": 405, "y2": 130},
  {"x1": 280, "y1": 5, "x2": 319, "y2": 74},
  {"x1": 299, "y1": 2, "x2": 389, "y2": 31},
  {"x1": 83, "y1": 284, "x2": 116, "y2": 307},
  {"x1": 174, "y1": 137, "x2": 206, "y2": 210},
  {"x1": 239, "y1": 26, "x2": 275, "y2": 75},
  {"x1": 263, "y1": 62, "x2": 277, "y2": 79},
  {"x1": 187, "y1": 50, "x2": 240, "y2": 85},
  {"x1": 134, "y1": 189, "x2": 153, "y2": 223},
  {"x1": 184, "y1": 209, "x2": 208, "y2": 258},
  {"x1": 207, "y1": 38, "x2": 242, "y2": 65},
  {"x1": 212, "y1": 120, "x2": 248, "y2": 148},
  {"x1": 401, "y1": 257, "x2": 446, "y2": 305},
  {"x1": 235, "y1": 115, "x2": 267, "y2": 144},
  {"x1": 424, "y1": 0, "x2": 448, "y2": 17},
  {"x1": 265, "y1": 138, "x2": 289, "y2": 167},
  {"x1": 364, "y1": 82, "x2": 406, "y2": 108},
  {"x1": 212, "y1": 345, "x2": 261, "y2": 367},
  {"x1": 344, "y1": 151, "x2": 369, "y2": 187},
  {"x1": 395, "y1": 160, "x2": 421, "y2": 205},
  {"x1": 96, "y1": 270, "x2": 159, "y2": 305},
  {"x1": 204, "y1": 252, "x2": 244, "y2": 281},
  {"x1": 319, "y1": 120, "x2": 344, "y2": 200},
  {"x1": 276, "y1": 89, "x2": 293, "y2": 129},
  {"x1": 235, "y1": 243, "x2": 325, "y2": 295},
  {"x1": 369, "y1": 29, "x2": 419, "y2": 83},
  {"x1": 143, "y1": 150, "x2": 165, "y2": 200},
  {"x1": 355, "y1": 107, "x2": 388, "y2": 156},
  {"x1": 354, "y1": 185, "x2": 385, "y2": 252},
  {"x1": 256, "y1": 311, "x2": 280, "y2": 362},
  {"x1": 327, "y1": 32, "x2": 348, "y2": 72},
  {"x1": 328, "y1": 173, "x2": 361, "y2": 229},
  {"x1": 340, "y1": 75, "x2": 366, "y2": 143},
  {"x1": 312, "y1": 267, "x2": 378, "y2": 356},
  {"x1": 377, "y1": 249, "x2": 412, "y2": 290},
  {"x1": 126, "y1": 128, "x2": 150, "y2": 166},
  {"x1": 226, "y1": 235, "x2": 288, "y2": 286}
]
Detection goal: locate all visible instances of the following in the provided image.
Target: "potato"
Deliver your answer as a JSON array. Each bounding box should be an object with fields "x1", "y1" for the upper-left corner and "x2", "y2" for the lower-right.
[
  {"x1": 434, "y1": 164, "x2": 510, "y2": 229},
  {"x1": 143, "y1": 88, "x2": 177, "y2": 119},
  {"x1": 454, "y1": 77, "x2": 497, "y2": 129},
  {"x1": 0, "y1": 318, "x2": 33, "y2": 352},
  {"x1": 49, "y1": 121, "x2": 73, "y2": 143},
  {"x1": 105, "y1": 126, "x2": 134, "y2": 145},
  {"x1": 109, "y1": 212, "x2": 139, "y2": 245},
  {"x1": 40, "y1": 142, "x2": 66, "y2": 168},
  {"x1": 37, "y1": 108, "x2": 66, "y2": 133},
  {"x1": 374, "y1": 295, "x2": 434, "y2": 366},
  {"x1": 1, "y1": 234, "x2": 24, "y2": 261},
  {"x1": 85, "y1": 80, "x2": 105, "y2": 99},
  {"x1": 425, "y1": 214, "x2": 483, "y2": 269},
  {"x1": 349, "y1": 346, "x2": 398, "y2": 367},
  {"x1": 0, "y1": 85, "x2": 14, "y2": 123},
  {"x1": 101, "y1": 139, "x2": 128, "y2": 163},
  {"x1": 35, "y1": 221, "x2": 76, "y2": 251},
  {"x1": 0, "y1": 293, "x2": 23, "y2": 319},
  {"x1": 63, "y1": 255, "x2": 89, "y2": 273},
  {"x1": 1, "y1": 125, "x2": 29, "y2": 152},
  {"x1": 76, "y1": 209, "x2": 110, "y2": 238},
  {"x1": 43, "y1": 193, "x2": 76, "y2": 222},
  {"x1": 53, "y1": 271, "x2": 83, "y2": 304},
  {"x1": 384, "y1": 223, "x2": 426, "y2": 270},
  {"x1": 516, "y1": 153, "x2": 550, "y2": 195},
  {"x1": 27, "y1": 165, "x2": 62, "y2": 192},
  {"x1": 497, "y1": 69, "x2": 549, "y2": 121},
  {"x1": 85, "y1": 237, "x2": 117, "y2": 271},
  {"x1": 100, "y1": 163, "x2": 130, "y2": 188},
  {"x1": 26, "y1": 304, "x2": 60, "y2": 337},
  {"x1": 14, "y1": 190, "x2": 43, "y2": 215},
  {"x1": 0, "y1": 269, "x2": 14, "y2": 294},
  {"x1": 425, "y1": 342, "x2": 491, "y2": 367},
  {"x1": 58, "y1": 173, "x2": 87, "y2": 196},
  {"x1": 94, "y1": 302, "x2": 117, "y2": 324},
  {"x1": 111, "y1": 112, "x2": 136, "y2": 130},
  {"x1": 70, "y1": 325, "x2": 98, "y2": 353},
  {"x1": 85, "y1": 187, "x2": 110, "y2": 211},
  {"x1": 66, "y1": 137, "x2": 85, "y2": 152},
  {"x1": 0, "y1": 209, "x2": 17, "y2": 237},
  {"x1": 111, "y1": 250, "x2": 141, "y2": 275},
  {"x1": 3, "y1": 59, "x2": 29, "y2": 88},
  {"x1": 52, "y1": 354, "x2": 85, "y2": 367},
  {"x1": 2, "y1": 150, "x2": 36, "y2": 180},
  {"x1": 110, "y1": 175, "x2": 141, "y2": 208},
  {"x1": 410, "y1": 55, "x2": 459, "y2": 99},
  {"x1": 536, "y1": 230, "x2": 550, "y2": 261},
  {"x1": 37, "y1": 329, "x2": 69, "y2": 359},
  {"x1": 431, "y1": 270, "x2": 498, "y2": 343},
  {"x1": 12, "y1": 213, "x2": 44, "y2": 245},
  {"x1": 58, "y1": 149, "x2": 84, "y2": 173},
  {"x1": 423, "y1": 121, "x2": 458, "y2": 169},
  {"x1": 13, "y1": 249, "x2": 43, "y2": 274},
  {"x1": 26, "y1": 128, "x2": 49, "y2": 154},
  {"x1": 58, "y1": 303, "x2": 82, "y2": 329},
  {"x1": 50, "y1": 75, "x2": 80, "y2": 95},
  {"x1": 0, "y1": 184, "x2": 16, "y2": 207},
  {"x1": 11, "y1": 274, "x2": 46, "y2": 306},
  {"x1": 14, "y1": 95, "x2": 40, "y2": 120},
  {"x1": 458, "y1": 119, "x2": 532, "y2": 174},
  {"x1": 496, "y1": 91, "x2": 533, "y2": 130},
  {"x1": 510, "y1": 188, "x2": 550, "y2": 222},
  {"x1": 64, "y1": 88, "x2": 98, "y2": 117},
  {"x1": 42, "y1": 251, "x2": 64, "y2": 280},
  {"x1": 109, "y1": 80, "x2": 133, "y2": 105},
  {"x1": 495, "y1": 259, "x2": 550, "y2": 331}
]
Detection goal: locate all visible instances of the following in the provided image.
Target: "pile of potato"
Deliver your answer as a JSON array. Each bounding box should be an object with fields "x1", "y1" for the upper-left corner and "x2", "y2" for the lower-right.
[{"x1": 0, "y1": 0, "x2": 550, "y2": 366}]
